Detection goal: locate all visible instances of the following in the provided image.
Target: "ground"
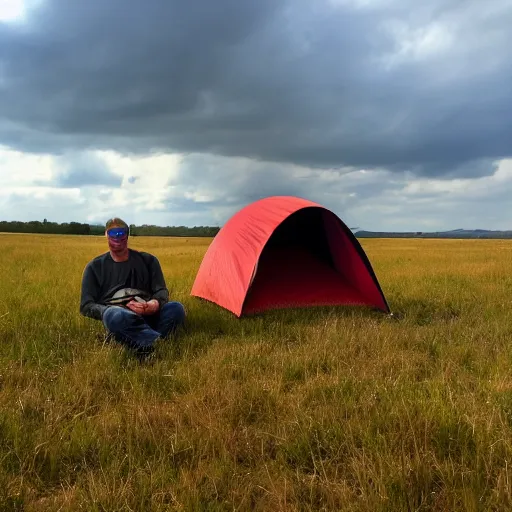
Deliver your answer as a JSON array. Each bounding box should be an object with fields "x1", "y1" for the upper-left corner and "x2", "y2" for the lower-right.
[{"x1": 1, "y1": 233, "x2": 512, "y2": 511}]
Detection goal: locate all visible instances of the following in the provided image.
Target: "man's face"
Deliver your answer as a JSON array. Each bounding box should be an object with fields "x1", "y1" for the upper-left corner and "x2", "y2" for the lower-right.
[{"x1": 106, "y1": 225, "x2": 129, "y2": 252}]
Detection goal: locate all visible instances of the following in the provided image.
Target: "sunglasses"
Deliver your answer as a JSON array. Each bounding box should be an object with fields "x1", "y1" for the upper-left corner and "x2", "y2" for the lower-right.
[{"x1": 107, "y1": 227, "x2": 128, "y2": 238}]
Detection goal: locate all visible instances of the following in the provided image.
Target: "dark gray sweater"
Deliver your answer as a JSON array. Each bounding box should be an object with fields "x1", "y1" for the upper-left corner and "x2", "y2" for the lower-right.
[{"x1": 80, "y1": 249, "x2": 169, "y2": 320}]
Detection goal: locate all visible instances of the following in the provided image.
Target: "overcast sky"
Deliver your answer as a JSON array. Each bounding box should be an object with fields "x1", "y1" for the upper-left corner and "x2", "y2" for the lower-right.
[{"x1": 1, "y1": 0, "x2": 511, "y2": 230}]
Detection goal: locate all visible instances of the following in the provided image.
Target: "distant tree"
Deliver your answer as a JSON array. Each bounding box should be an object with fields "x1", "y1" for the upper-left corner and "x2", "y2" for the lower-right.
[{"x1": 0, "y1": 220, "x2": 221, "y2": 237}]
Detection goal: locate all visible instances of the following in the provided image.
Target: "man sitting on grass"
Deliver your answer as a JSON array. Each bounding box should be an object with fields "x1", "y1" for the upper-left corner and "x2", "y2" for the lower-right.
[{"x1": 80, "y1": 217, "x2": 186, "y2": 360}]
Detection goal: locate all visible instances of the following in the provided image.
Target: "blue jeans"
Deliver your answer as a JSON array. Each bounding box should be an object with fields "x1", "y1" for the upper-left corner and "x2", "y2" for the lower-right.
[{"x1": 102, "y1": 301, "x2": 186, "y2": 350}]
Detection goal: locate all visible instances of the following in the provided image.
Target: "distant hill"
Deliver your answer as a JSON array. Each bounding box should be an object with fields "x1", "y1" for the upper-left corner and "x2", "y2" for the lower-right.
[{"x1": 355, "y1": 229, "x2": 512, "y2": 239}]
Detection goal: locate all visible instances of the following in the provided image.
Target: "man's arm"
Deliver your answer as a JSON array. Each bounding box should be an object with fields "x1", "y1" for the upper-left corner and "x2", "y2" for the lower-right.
[
  {"x1": 149, "y1": 255, "x2": 169, "y2": 308},
  {"x1": 80, "y1": 263, "x2": 109, "y2": 321}
]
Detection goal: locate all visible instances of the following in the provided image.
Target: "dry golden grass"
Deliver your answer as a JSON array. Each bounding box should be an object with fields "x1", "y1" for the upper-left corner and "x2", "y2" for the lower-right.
[{"x1": 1, "y1": 233, "x2": 512, "y2": 510}]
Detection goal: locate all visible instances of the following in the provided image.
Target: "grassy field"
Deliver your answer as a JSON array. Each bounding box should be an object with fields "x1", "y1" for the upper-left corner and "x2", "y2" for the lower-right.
[{"x1": 1, "y1": 233, "x2": 512, "y2": 511}]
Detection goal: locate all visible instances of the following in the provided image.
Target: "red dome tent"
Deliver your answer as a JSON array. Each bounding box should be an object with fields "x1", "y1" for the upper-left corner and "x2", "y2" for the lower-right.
[{"x1": 191, "y1": 196, "x2": 389, "y2": 317}]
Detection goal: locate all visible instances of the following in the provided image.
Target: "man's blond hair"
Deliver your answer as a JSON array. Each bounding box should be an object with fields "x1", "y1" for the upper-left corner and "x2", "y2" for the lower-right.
[{"x1": 105, "y1": 217, "x2": 129, "y2": 230}]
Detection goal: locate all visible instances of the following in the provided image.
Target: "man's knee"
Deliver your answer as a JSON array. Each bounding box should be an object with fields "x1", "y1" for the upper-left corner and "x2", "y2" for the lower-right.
[
  {"x1": 161, "y1": 301, "x2": 186, "y2": 325},
  {"x1": 102, "y1": 306, "x2": 138, "y2": 332}
]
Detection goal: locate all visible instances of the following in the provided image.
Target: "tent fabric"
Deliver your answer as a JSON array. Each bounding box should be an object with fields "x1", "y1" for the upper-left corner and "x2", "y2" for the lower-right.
[{"x1": 190, "y1": 195, "x2": 389, "y2": 316}]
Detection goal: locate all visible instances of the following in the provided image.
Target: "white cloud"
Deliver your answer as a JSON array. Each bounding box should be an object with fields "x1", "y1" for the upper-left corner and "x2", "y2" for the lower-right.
[
  {"x1": 0, "y1": 145, "x2": 54, "y2": 186},
  {"x1": 350, "y1": 159, "x2": 512, "y2": 231},
  {"x1": 0, "y1": 141, "x2": 511, "y2": 232},
  {"x1": 0, "y1": 146, "x2": 181, "y2": 224},
  {"x1": 0, "y1": 186, "x2": 85, "y2": 223},
  {"x1": 384, "y1": 21, "x2": 453, "y2": 65},
  {"x1": 403, "y1": 159, "x2": 512, "y2": 199},
  {"x1": 100, "y1": 151, "x2": 180, "y2": 189},
  {"x1": 0, "y1": 0, "x2": 25, "y2": 23}
]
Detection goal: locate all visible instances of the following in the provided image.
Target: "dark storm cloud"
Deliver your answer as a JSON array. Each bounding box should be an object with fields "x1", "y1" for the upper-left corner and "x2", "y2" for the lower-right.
[
  {"x1": 50, "y1": 152, "x2": 122, "y2": 187},
  {"x1": 0, "y1": 0, "x2": 511, "y2": 178},
  {"x1": 170, "y1": 154, "x2": 312, "y2": 207},
  {"x1": 163, "y1": 153, "x2": 385, "y2": 229}
]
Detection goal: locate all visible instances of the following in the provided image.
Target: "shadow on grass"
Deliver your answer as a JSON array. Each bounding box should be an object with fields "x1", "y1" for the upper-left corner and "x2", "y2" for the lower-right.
[
  {"x1": 149, "y1": 299, "x2": 397, "y2": 363},
  {"x1": 107, "y1": 297, "x2": 403, "y2": 367},
  {"x1": 105, "y1": 292, "x2": 462, "y2": 368},
  {"x1": 186, "y1": 297, "x2": 392, "y2": 330},
  {"x1": 243, "y1": 304, "x2": 389, "y2": 325}
]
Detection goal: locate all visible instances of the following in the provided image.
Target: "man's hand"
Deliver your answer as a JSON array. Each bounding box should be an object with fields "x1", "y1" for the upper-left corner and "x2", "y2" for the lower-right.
[
  {"x1": 144, "y1": 299, "x2": 160, "y2": 316},
  {"x1": 126, "y1": 300, "x2": 147, "y2": 315},
  {"x1": 126, "y1": 299, "x2": 160, "y2": 316}
]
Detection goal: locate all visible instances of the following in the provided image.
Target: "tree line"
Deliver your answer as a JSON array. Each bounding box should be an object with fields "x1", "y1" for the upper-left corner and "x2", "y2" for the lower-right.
[{"x1": 0, "y1": 220, "x2": 221, "y2": 237}]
